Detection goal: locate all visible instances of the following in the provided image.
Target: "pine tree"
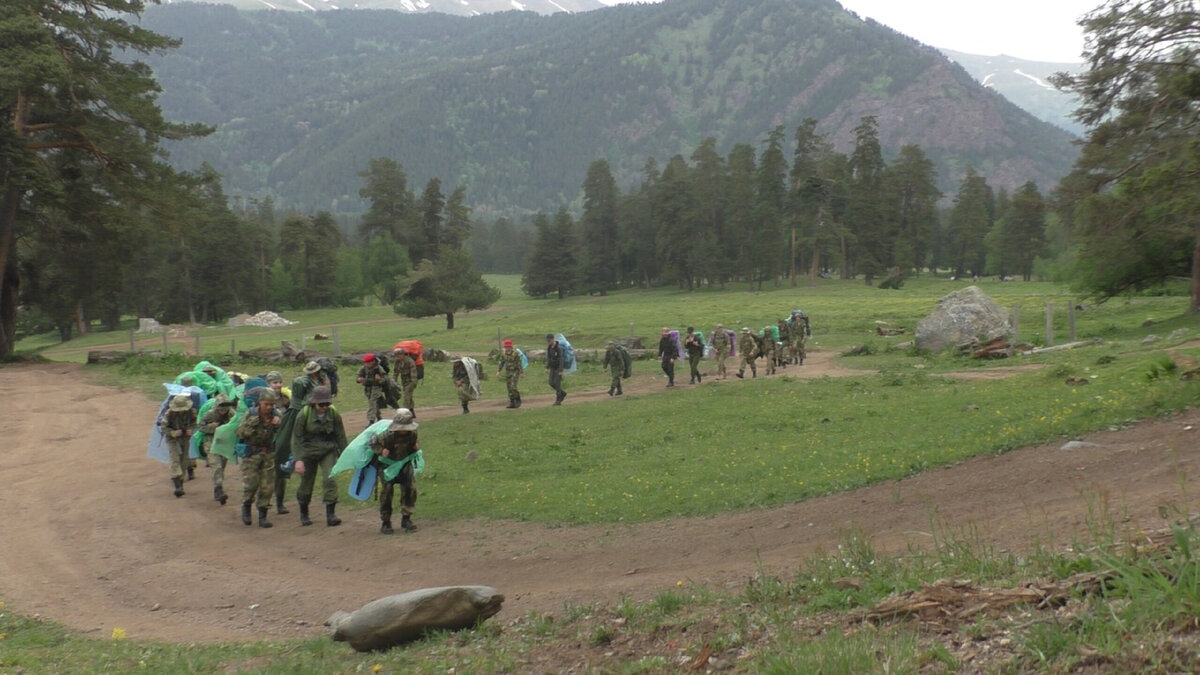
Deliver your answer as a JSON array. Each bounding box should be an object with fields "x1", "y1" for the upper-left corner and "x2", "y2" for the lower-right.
[{"x1": 579, "y1": 160, "x2": 620, "y2": 295}]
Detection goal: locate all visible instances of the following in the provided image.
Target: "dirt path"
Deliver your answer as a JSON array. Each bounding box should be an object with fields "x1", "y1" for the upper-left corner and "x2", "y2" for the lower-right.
[{"x1": 0, "y1": 360, "x2": 1197, "y2": 643}]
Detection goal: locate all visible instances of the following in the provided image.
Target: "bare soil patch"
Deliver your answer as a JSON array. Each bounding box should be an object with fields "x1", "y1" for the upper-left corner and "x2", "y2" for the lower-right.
[{"x1": 0, "y1": 358, "x2": 1195, "y2": 643}]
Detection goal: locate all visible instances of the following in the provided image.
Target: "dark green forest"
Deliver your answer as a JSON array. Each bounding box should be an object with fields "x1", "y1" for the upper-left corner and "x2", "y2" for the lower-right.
[{"x1": 140, "y1": 0, "x2": 1077, "y2": 217}]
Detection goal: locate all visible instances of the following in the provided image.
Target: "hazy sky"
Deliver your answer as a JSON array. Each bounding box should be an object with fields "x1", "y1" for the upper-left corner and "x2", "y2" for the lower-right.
[{"x1": 600, "y1": 0, "x2": 1102, "y2": 63}]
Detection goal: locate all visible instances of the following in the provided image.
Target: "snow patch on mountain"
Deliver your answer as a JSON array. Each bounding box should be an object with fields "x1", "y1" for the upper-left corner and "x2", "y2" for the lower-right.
[{"x1": 1012, "y1": 69, "x2": 1056, "y2": 90}]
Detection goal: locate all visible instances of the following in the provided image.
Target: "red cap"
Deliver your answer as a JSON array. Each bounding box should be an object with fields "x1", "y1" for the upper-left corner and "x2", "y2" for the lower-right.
[
  {"x1": 503, "y1": 339, "x2": 513, "y2": 348},
  {"x1": 363, "y1": 353, "x2": 376, "y2": 363}
]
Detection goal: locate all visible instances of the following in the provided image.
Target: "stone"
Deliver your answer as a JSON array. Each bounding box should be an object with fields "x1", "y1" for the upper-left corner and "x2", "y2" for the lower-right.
[
  {"x1": 915, "y1": 286, "x2": 1011, "y2": 353},
  {"x1": 328, "y1": 586, "x2": 504, "y2": 652}
]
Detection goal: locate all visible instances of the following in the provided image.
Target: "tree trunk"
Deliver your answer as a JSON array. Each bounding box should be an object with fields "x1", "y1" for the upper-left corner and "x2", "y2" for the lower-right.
[
  {"x1": 445, "y1": 312, "x2": 455, "y2": 330},
  {"x1": 0, "y1": 257, "x2": 18, "y2": 358},
  {"x1": 1191, "y1": 222, "x2": 1200, "y2": 314},
  {"x1": 809, "y1": 246, "x2": 820, "y2": 287}
]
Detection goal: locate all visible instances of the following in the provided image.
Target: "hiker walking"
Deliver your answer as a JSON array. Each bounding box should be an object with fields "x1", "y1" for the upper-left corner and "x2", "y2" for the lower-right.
[
  {"x1": 497, "y1": 339, "x2": 524, "y2": 408},
  {"x1": 369, "y1": 408, "x2": 421, "y2": 534},
  {"x1": 355, "y1": 353, "x2": 389, "y2": 425},
  {"x1": 602, "y1": 342, "x2": 625, "y2": 396},
  {"x1": 392, "y1": 347, "x2": 418, "y2": 416},
  {"x1": 657, "y1": 327, "x2": 678, "y2": 387},
  {"x1": 736, "y1": 327, "x2": 759, "y2": 379},
  {"x1": 711, "y1": 323, "x2": 731, "y2": 379},
  {"x1": 274, "y1": 360, "x2": 327, "y2": 516},
  {"x1": 684, "y1": 326, "x2": 705, "y2": 384},
  {"x1": 235, "y1": 389, "x2": 281, "y2": 528},
  {"x1": 160, "y1": 394, "x2": 197, "y2": 498},
  {"x1": 452, "y1": 357, "x2": 481, "y2": 414},
  {"x1": 545, "y1": 333, "x2": 567, "y2": 405},
  {"x1": 200, "y1": 394, "x2": 237, "y2": 505},
  {"x1": 760, "y1": 325, "x2": 777, "y2": 376},
  {"x1": 290, "y1": 385, "x2": 345, "y2": 527}
]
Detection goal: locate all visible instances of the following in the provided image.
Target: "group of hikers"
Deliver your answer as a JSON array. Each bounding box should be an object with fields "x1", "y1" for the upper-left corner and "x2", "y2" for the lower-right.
[
  {"x1": 153, "y1": 312, "x2": 810, "y2": 532},
  {"x1": 155, "y1": 354, "x2": 424, "y2": 535}
]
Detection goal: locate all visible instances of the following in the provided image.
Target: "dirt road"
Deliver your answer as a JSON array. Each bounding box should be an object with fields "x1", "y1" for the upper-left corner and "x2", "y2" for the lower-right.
[{"x1": 0, "y1": 359, "x2": 1196, "y2": 642}]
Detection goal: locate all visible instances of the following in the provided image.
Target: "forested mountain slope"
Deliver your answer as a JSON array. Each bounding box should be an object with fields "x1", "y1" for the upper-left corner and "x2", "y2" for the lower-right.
[{"x1": 143, "y1": 0, "x2": 1077, "y2": 214}]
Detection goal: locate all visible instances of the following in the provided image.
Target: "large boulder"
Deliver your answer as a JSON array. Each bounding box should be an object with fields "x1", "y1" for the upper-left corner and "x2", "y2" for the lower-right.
[
  {"x1": 916, "y1": 286, "x2": 1011, "y2": 353},
  {"x1": 328, "y1": 585, "x2": 504, "y2": 652}
]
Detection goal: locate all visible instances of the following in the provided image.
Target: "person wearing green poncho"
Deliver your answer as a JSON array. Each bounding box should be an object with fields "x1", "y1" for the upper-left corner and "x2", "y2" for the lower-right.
[
  {"x1": 368, "y1": 408, "x2": 421, "y2": 534},
  {"x1": 274, "y1": 360, "x2": 327, "y2": 516},
  {"x1": 235, "y1": 389, "x2": 281, "y2": 528},
  {"x1": 290, "y1": 385, "x2": 346, "y2": 527},
  {"x1": 199, "y1": 395, "x2": 237, "y2": 505}
]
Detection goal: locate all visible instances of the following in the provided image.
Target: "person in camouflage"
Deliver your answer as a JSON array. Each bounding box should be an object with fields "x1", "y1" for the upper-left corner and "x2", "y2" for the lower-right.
[
  {"x1": 684, "y1": 327, "x2": 705, "y2": 384},
  {"x1": 790, "y1": 310, "x2": 812, "y2": 365},
  {"x1": 160, "y1": 394, "x2": 197, "y2": 498},
  {"x1": 776, "y1": 318, "x2": 792, "y2": 368},
  {"x1": 602, "y1": 342, "x2": 624, "y2": 396},
  {"x1": 392, "y1": 347, "x2": 418, "y2": 415},
  {"x1": 290, "y1": 385, "x2": 345, "y2": 527},
  {"x1": 451, "y1": 357, "x2": 479, "y2": 414},
  {"x1": 200, "y1": 394, "x2": 237, "y2": 505},
  {"x1": 369, "y1": 408, "x2": 421, "y2": 534},
  {"x1": 273, "y1": 360, "x2": 327, "y2": 516},
  {"x1": 736, "y1": 327, "x2": 758, "y2": 379},
  {"x1": 760, "y1": 326, "x2": 777, "y2": 375},
  {"x1": 235, "y1": 389, "x2": 281, "y2": 528},
  {"x1": 265, "y1": 370, "x2": 290, "y2": 409},
  {"x1": 355, "y1": 353, "x2": 389, "y2": 425},
  {"x1": 496, "y1": 339, "x2": 524, "y2": 408},
  {"x1": 711, "y1": 323, "x2": 731, "y2": 379}
]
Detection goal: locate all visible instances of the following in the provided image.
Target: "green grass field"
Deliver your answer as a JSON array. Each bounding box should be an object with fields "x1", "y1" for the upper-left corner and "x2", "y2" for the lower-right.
[{"x1": 6, "y1": 276, "x2": 1200, "y2": 672}]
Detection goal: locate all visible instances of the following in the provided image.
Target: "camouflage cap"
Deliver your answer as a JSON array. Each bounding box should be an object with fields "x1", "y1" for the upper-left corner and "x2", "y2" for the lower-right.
[
  {"x1": 303, "y1": 360, "x2": 321, "y2": 375},
  {"x1": 265, "y1": 370, "x2": 284, "y2": 383},
  {"x1": 168, "y1": 394, "x2": 193, "y2": 412},
  {"x1": 389, "y1": 408, "x2": 418, "y2": 432}
]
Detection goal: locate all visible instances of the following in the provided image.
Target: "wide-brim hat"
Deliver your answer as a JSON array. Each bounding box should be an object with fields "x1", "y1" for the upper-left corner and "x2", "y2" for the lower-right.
[
  {"x1": 303, "y1": 360, "x2": 321, "y2": 375},
  {"x1": 308, "y1": 385, "x2": 333, "y2": 405},
  {"x1": 168, "y1": 394, "x2": 193, "y2": 411},
  {"x1": 388, "y1": 408, "x2": 418, "y2": 431}
]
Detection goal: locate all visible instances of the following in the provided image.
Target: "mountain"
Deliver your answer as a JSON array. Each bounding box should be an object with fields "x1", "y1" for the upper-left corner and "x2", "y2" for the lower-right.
[
  {"x1": 941, "y1": 50, "x2": 1084, "y2": 136},
  {"x1": 160, "y1": 0, "x2": 607, "y2": 15},
  {"x1": 142, "y1": 0, "x2": 1078, "y2": 215}
]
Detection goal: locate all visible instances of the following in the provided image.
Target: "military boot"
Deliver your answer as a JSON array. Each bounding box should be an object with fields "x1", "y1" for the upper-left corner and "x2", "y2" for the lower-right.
[
  {"x1": 172, "y1": 477, "x2": 185, "y2": 498},
  {"x1": 186, "y1": 466, "x2": 195, "y2": 481},
  {"x1": 299, "y1": 502, "x2": 312, "y2": 526},
  {"x1": 241, "y1": 502, "x2": 253, "y2": 526},
  {"x1": 506, "y1": 398, "x2": 516, "y2": 409},
  {"x1": 213, "y1": 485, "x2": 226, "y2": 505},
  {"x1": 257, "y1": 507, "x2": 273, "y2": 528},
  {"x1": 380, "y1": 519, "x2": 394, "y2": 535},
  {"x1": 461, "y1": 402, "x2": 470, "y2": 415},
  {"x1": 275, "y1": 490, "x2": 289, "y2": 515},
  {"x1": 400, "y1": 515, "x2": 417, "y2": 533},
  {"x1": 326, "y1": 503, "x2": 341, "y2": 527}
]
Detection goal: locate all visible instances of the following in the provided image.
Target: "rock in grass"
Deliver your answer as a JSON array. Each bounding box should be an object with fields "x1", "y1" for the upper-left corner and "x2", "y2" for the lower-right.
[{"x1": 328, "y1": 586, "x2": 504, "y2": 652}]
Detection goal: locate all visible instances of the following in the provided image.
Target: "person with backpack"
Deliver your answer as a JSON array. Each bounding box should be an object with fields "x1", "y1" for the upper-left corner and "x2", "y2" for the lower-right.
[
  {"x1": 736, "y1": 327, "x2": 759, "y2": 379},
  {"x1": 368, "y1": 408, "x2": 422, "y2": 534},
  {"x1": 545, "y1": 333, "x2": 567, "y2": 405},
  {"x1": 602, "y1": 342, "x2": 626, "y2": 396},
  {"x1": 452, "y1": 356, "x2": 482, "y2": 414},
  {"x1": 392, "y1": 347, "x2": 419, "y2": 416},
  {"x1": 160, "y1": 394, "x2": 198, "y2": 498},
  {"x1": 711, "y1": 323, "x2": 731, "y2": 379},
  {"x1": 199, "y1": 394, "x2": 237, "y2": 505},
  {"x1": 235, "y1": 389, "x2": 281, "y2": 528},
  {"x1": 760, "y1": 325, "x2": 778, "y2": 376},
  {"x1": 657, "y1": 327, "x2": 678, "y2": 387},
  {"x1": 684, "y1": 326, "x2": 705, "y2": 384},
  {"x1": 290, "y1": 385, "x2": 345, "y2": 527},
  {"x1": 273, "y1": 360, "x2": 328, "y2": 516},
  {"x1": 355, "y1": 353, "x2": 389, "y2": 426},
  {"x1": 497, "y1": 339, "x2": 525, "y2": 408}
]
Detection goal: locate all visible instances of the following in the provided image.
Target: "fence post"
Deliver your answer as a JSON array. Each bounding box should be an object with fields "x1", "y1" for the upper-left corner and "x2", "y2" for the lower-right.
[
  {"x1": 194, "y1": 335, "x2": 201, "y2": 357},
  {"x1": 333, "y1": 326, "x2": 340, "y2": 357},
  {"x1": 162, "y1": 332, "x2": 168, "y2": 355},
  {"x1": 497, "y1": 328, "x2": 503, "y2": 352},
  {"x1": 1011, "y1": 303, "x2": 1020, "y2": 342},
  {"x1": 230, "y1": 339, "x2": 236, "y2": 355},
  {"x1": 1045, "y1": 302, "x2": 1054, "y2": 347},
  {"x1": 1068, "y1": 299, "x2": 1076, "y2": 342},
  {"x1": 129, "y1": 330, "x2": 135, "y2": 353}
]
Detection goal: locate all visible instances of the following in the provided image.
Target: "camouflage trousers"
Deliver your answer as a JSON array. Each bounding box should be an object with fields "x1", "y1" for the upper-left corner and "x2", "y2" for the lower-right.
[
  {"x1": 365, "y1": 392, "x2": 387, "y2": 425},
  {"x1": 761, "y1": 345, "x2": 776, "y2": 375},
  {"x1": 295, "y1": 450, "x2": 338, "y2": 505},
  {"x1": 241, "y1": 451, "x2": 275, "y2": 508},
  {"x1": 715, "y1": 349, "x2": 730, "y2": 378},
  {"x1": 608, "y1": 370, "x2": 621, "y2": 393},
  {"x1": 739, "y1": 354, "x2": 757, "y2": 378},
  {"x1": 794, "y1": 335, "x2": 808, "y2": 363},
  {"x1": 210, "y1": 453, "x2": 228, "y2": 488},
  {"x1": 166, "y1": 437, "x2": 190, "y2": 480},
  {"x1": 401, "y1": 380, "x2": 416, "y2": 412},
  {"x1": 504, "y1": 373, "x2": 521, "y2": 402},
  {"x1": 378, "y1": 460, "x2": 417, "y2": 521},
  {"x1": 455, "y1": 381, "x2": 474, "y2": 404}
]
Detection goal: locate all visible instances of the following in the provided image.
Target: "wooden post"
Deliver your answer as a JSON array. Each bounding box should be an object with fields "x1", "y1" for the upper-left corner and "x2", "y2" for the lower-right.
[
  {"x1": 1011, "y1": 303, "x2": 1020, "y2": 342},
  {"x1": 1045, "y1": 302, "x2": 1054, "y2": 347},
  {"x1": 162, "y1": 332, "x2": 169, "y2": 355},
  {"x1": 497, "y1": 328, "x2": 503, "y2": 352},
  {"x1": 1068, "y1": 299, "x2": 1076, "y2": 342},
  {"x1": 230, "y1": 339, "x2": 236, "y2": 355},
  {"x1": 129, "y1": 330, "x2": 135, "y2": 353},
  {"x1": 194, "y1": 335, "x2": 201, "y2": 356},
  {"x1": 333, "y1": 327, "x2": 340, "y2": 356}
]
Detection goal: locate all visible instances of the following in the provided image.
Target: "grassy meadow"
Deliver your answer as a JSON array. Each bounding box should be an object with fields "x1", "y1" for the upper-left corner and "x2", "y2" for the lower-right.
[{"x1": 6, "y1": 275, "x2": 1200, "y2": 672}]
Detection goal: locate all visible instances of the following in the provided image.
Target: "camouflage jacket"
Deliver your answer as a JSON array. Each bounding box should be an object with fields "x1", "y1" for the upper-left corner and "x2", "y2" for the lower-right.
[
  {"x1": 356, "y1": 363, "x2": 387, "y2": 398},
  {"x1": 498, "y1": 350, "x2": 524, "y2": 376},
  {"x1": 289, "y1": 374, "x2": 322, "y2": 411},
  {"x1": 368, "y1": 429, "x2": 420, "y2": 462},
  {"x1": 711, "y1": 329, "x2": 730, "y2": 352},
  {"x1": 200, "y1": 406, "x2": 234, "y2": 435},
  {"x1": 236, "y1": 410, "x2": 280, "y2": 450},
  {"x1": 737, "y1": 333, "x2": 758, "y2": 358},
  {"x1": 394, "y1": 353, "x2": 417, "y2": 385},
  {"x1": 160, "y1": 410, "x2": 197, "y2": 437}
]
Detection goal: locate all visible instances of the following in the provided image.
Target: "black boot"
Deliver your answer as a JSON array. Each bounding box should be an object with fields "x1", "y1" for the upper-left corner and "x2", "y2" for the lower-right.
[
  {"x1": 615, "y1": 386, "x2": 622, "y2": 396},
  {"x1": 506, "y1": 399, "x2": 516, "y2": 409},
  {"x1": 186, "y1": 466, "x2": 195, "y2": 481},
  {"x1": 461, "y1": 402, "x2": 469, "y2": 415},
  {"x1": 214, "y1": 485, "x2": 227, "y2": 504},
  {"x1": 275, "y1": 491, "x2": 289, "y2": 515},
  {"x1": 380, "y1": 519, "x2": 393, "y2": 535},
  {"x1": 172, "y1": 477, "x2": 184, "y2": 498},
  {"x1": 514, "y1": 398, "x2": 522, "y2": 408},
  {"x1": 257, "y1": 507, "x2": 272, "y2": 528},
  {"x1": 736, "y1": 371, "x2": 744, "y2": 379},
  {"x1": 299, "y1": 502, "x2": 312, "y2": 526},
  {"x1": 401, "y1": 515, "x2": 417, "y2": 532},
  {"x1": 241, "y1": 502, "x2": 252, "y2": 526},
  {"x1": 326, "y1": 503, "x2": 342, "y2": 527},
  {"x1": 607, "y1": 387, "x2": 614, "y2": 396}
]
